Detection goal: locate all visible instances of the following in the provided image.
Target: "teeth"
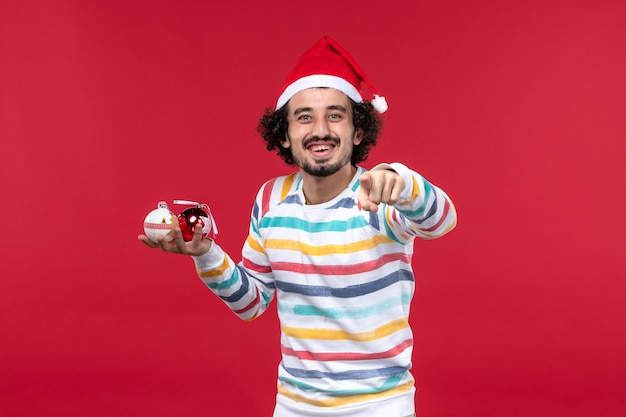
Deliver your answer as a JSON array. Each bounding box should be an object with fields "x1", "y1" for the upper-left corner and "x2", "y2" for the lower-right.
[{"x1": 311, "y1": 145, "x2": 330, "y2": 151}]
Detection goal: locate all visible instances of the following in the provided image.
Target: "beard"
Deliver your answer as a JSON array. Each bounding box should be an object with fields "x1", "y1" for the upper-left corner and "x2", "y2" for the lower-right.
[
  {"x1": 295, "y1": 136, "x2": 353, "y2": 177},
  {"x1": 300, "y1": 159, "x2": 347, "y2": 177}
]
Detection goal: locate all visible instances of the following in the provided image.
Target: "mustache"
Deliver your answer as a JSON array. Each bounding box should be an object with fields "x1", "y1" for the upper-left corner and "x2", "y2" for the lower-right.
[{"x1": 303, "y1": 136, "x2": 340, "y2": 148}]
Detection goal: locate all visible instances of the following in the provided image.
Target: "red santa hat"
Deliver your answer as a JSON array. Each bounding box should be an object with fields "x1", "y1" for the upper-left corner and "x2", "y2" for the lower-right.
[{"x1": 275, "y1": 36, "x2": 388, "y2": 113}]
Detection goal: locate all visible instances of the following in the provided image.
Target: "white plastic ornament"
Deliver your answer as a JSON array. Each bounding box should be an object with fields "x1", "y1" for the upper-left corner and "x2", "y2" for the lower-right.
[{"x1": 143, "y1": 201, "x2": 175, "y2": 243}]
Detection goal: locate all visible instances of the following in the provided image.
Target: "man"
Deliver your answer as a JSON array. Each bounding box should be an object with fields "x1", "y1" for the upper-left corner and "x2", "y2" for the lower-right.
[{"x1": 139, "y1": 36, "x2": 457, "y2": 417}]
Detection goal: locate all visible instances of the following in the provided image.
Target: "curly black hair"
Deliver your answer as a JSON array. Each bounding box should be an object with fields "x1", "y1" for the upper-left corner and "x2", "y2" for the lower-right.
[{"x1": 256, "y1": 99, "x2": 383, "y2": 166}]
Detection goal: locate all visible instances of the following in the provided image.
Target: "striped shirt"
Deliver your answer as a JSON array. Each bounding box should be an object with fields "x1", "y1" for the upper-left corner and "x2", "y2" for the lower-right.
[{"x1": 193, "y1": 163, "x2": 457, "y2": 416}]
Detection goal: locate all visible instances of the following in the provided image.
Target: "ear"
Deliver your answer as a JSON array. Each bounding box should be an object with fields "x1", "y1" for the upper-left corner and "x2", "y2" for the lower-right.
[
  {"x1": 280, "y1": 134, "x2": 291, "y2": 149},
  {"x1": 353, "y1": 128, "x2": 364, "y2": 145}
]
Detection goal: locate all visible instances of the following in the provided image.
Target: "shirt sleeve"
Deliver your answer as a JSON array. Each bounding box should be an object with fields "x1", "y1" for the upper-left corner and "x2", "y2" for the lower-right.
[
  {"x1": 191, "y1": 183, "x2": 277, "y2": 321},
  {"x1": 371, "y1": 162, "x2": 458, "y2": 241}
]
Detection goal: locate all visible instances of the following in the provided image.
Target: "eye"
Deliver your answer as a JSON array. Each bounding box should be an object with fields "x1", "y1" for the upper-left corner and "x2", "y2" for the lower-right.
[
  {"x1": 328, "y1": 113, "x2": 343, "y2": 120},
  {"x1": 297, "y1": 114, "x2": 312, "y2": 122}
]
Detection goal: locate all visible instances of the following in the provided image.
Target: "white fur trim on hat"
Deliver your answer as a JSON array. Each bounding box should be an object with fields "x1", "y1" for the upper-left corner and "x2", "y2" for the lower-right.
[{"x1": 276, "y1": 74, "x2": 363, "y2": 110}]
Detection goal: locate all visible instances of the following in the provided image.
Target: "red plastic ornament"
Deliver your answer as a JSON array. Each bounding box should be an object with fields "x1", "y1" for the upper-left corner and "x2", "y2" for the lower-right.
[{"x1": 174, "y1": 200, "x2": 217, "y2": 242}]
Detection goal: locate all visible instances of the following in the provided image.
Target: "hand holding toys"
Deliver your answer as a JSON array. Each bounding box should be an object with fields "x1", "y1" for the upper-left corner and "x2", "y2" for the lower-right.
[{"x1": 143, "y1": 200, "x2": 217, "y2": 243}]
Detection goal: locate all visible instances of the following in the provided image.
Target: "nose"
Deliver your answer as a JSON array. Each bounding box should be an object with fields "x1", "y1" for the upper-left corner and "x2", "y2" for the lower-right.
[{"x1": 312, "y1": 117, "x2": 330, "y2": 138}]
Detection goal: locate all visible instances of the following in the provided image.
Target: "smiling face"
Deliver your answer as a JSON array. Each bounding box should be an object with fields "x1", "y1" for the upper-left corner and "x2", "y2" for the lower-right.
[{"x1": 281, "y1": 88, "x2": 363, "y2": 178}]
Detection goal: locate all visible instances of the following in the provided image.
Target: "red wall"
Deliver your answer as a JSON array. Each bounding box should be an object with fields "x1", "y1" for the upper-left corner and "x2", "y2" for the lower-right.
[{"x1": 2, "y1": 1, "x2": 625, "y2": 416}]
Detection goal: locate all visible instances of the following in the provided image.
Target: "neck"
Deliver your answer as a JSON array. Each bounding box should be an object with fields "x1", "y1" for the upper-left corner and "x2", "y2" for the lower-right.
[{"x1": 301, "y1": 164, "x2": 357, "y2": 205}]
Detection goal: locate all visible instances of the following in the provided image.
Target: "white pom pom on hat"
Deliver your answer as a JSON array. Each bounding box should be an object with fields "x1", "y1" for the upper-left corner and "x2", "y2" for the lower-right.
[{"x1": 276, "y1": 36, "x2": 388, "y2": 114}]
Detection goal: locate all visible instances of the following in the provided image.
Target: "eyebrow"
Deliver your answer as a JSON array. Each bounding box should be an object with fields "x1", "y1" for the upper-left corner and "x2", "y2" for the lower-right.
[{"x1": 292, "y1": 104, "x2": 348, "y2": 115}]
